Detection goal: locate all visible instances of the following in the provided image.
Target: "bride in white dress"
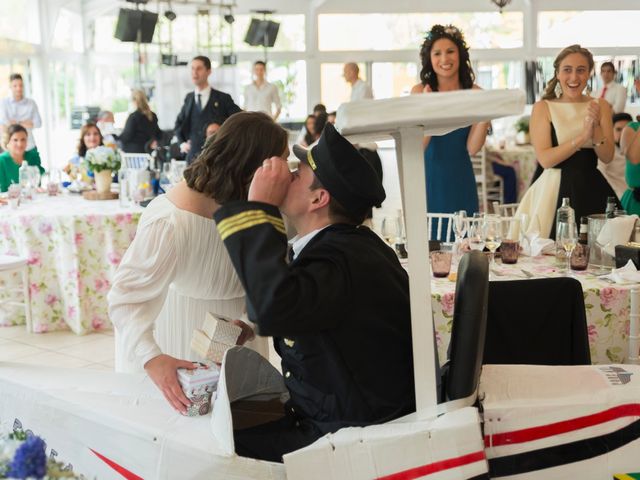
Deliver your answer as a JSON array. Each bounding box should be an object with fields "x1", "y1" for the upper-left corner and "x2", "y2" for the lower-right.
[{"x1": 108, "y1": 112, "x2": 288, "y2": 413}]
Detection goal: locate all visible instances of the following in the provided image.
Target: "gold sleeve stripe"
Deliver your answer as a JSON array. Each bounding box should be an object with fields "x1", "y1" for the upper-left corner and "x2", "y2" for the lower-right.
[
  {"x1": 218, "y1": 210, "x2": 286, "y2": 240},
  {"x1": 613, "y1": 475, "x2": 640, "y2": 480},
  {"x1": 220, "y1": 217, "x2": 286, "y2": 240},
  {"x1": 218, "y1": 210, "x2": 284, "y2": 234}
]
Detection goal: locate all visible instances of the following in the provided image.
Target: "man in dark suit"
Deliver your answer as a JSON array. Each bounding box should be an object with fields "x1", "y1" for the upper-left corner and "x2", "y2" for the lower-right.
[
  {"x1": 214, "y1": 124, "x2": 415, "y2": 462},
  {"x1": 174, "y1": 55, "x2": 241, "y2": 163}
]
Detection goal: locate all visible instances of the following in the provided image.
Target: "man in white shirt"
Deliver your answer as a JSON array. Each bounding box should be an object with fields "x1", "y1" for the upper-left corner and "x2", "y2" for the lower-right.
[
  {"x1": 243, "y1": 61, "x2": 281, "y2": 120},
  {"x1": 598, "y1": 112, "x2": 632, "y2": 199},
  {"x1": 0, "y1": 73, "x2": 42, "y2": 153},
  {"x1": 595, "y1": 62, "x2": 627, "y2": 114},
  {"x1": 343, "y1": 63, "x2": 373, "y2": 101}
]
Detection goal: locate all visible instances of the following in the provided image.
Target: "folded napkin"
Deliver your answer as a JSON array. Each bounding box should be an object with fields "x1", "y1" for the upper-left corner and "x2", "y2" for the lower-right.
[
  {"x1": 521, "y1": 237, "x2": 555, "y2": 257},
  {"x1": 596, "y1": 215, "x2": 639, "y2": 257},
  {"x1": 602, "y1": 259, "x2": 640, "y2": 285}
]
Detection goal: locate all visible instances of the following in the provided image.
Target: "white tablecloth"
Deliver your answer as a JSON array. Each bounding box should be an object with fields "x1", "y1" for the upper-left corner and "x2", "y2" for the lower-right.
[{"x1": 0, "y1": 194, "x2": 142, "y2": 334}]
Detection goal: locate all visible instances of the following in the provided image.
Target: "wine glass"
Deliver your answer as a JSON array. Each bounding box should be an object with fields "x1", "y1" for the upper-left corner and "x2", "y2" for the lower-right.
[
  {"x1": 557, "y1": 221, "x2": 578, "y2": 272},
  {"x1": 468, "y1": 215, "x2": 486, "y2": 252},
  {"x1": 381, "y1": 216, "x2": 399, "y2": 246},
  {"x1": 483, "y1": 214, "x2": 502, "y2": 266},
  {"x1": 452, "y1": 210, "x2": 468, "y2": 254}
]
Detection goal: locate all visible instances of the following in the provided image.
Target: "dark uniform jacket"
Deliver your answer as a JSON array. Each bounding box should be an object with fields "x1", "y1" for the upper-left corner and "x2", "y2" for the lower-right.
[
  {"x1": 174, "y1": 88, "x2": 241, "y2": 163},
  {"x1": 214, "y1": 201, "x2": 416, "y2": 436}
]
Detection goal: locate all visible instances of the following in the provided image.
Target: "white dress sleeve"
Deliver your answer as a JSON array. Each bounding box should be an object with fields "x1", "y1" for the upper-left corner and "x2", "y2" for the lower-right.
[{"x1": 108, "y1": 218, "x2": 177, "y2": 372}]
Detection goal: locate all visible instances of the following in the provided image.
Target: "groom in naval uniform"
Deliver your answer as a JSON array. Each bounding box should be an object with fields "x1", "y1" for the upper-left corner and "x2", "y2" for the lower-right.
[
  {"x1": 214, "y1": 123, "x2": 416, "y2": 462},
  {"x1": 174, "y1": 55, "x2": 241, "y2": 164}
]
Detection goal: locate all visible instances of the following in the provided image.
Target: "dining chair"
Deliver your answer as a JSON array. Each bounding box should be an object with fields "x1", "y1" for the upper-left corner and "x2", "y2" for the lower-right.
[
  {"x1": 483, "y1": 278, "x2": 591, "y2": 366},
  {"x1": 471, "y1": 148, "x2": 504, "y2": 213},
  {"x1": 426, "y1": 213, "x2": 456, "y2": 242},
  {"x1": 492, "y1": 201, "x2": 520, "y2": 217},
  {"x1": 440, "y1": 251, "x2": 489, "y2": 404},
  {"x1": 0, "y1": 254, "x2": 31, "y2": 331},
  {"x1": 121, "y1": 152, "x2": 151, "y2": 170}
]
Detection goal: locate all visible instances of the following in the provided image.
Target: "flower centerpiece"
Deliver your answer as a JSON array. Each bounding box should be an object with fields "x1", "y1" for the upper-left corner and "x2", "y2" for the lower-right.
[
  {"x1": 0, "y1": 431, "x2": 82, "y2": 479},
  {"x1": 84, "y1": 146, "x2": 121, "y2": 194},
  {"x1": 514, "y1": 115, "x2": 530, "y2": 145}
]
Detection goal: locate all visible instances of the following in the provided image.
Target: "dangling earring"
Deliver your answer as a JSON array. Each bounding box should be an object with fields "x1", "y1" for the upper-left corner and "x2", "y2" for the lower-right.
[
  {"x1": 584, "y1": 84, "x2": 592, "y2": 96},
  {"x1": 554, "y1": 81, "x2": 563, "y2": 98}
]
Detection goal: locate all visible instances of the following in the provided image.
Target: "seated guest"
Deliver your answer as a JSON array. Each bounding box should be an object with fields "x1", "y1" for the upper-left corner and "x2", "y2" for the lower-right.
[
  {"x1": 0, "y1": 124, "x2": 43, "y2": 192},
  {"x1": 295, "y1": 104, "x2": 327, "y2": 145},
  {"x1": 119, "y1": 89, "x2": 163, "y2": 153},
  {"x1": 96, "y1": 110, "x2": 118, "y2": 148},
  {"x1": 311, "y1": 112, "x2": 328, "y2": 143},
  {"x1": 108, "y1": 112, "x2": 279, "y2": 413},
  {"x1": 327, "y1": 111, "x2": 337, "y2": 124},
  {"x1": 65, "y1": 122, "x2": 103, "y2": 182},
  {"x1": 217, "y1": 123, "x2": 415, "y2": 462},
  {"x1": 299, "y1": 114, "x2": 315, "y2": 147},
  {"x1": 599, "y1": 112, "x2": 632, "y2": 199},
  {"x1": 619, "y1": 116, "x2": 640, "y2": 214}
]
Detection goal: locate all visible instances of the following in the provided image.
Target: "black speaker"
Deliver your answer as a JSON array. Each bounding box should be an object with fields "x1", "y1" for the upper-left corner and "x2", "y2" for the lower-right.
[
  {"x1": 114, "y1": 8, "x2": 158, "y2": 43},
  {"x1": 244, "y1": 19, "x2": 280, "y2": 47}
]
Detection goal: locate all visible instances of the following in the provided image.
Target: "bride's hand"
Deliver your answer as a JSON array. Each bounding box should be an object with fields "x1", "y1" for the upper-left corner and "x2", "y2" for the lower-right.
[
  {"x1": 232, "y1": 319, "x2": 256, "y2": 345},
  {"x1": 144, "y1": 354, "x2": 196, "y2": 414}
]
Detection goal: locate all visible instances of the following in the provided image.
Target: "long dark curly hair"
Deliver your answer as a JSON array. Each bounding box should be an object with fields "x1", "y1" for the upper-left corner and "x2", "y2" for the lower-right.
[
  {"x1": 418, "y1": 24, "x2": 475, "y2": 91},
  {"x1": 183, "y1": 111, "x2": 288, "y2": 204}
]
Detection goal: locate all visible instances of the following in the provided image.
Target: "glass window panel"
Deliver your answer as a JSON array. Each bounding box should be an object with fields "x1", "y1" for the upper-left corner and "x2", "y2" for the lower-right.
[
  {"x1": 474, "y1": 61, "x2": 522, "y2": 90},
  {"x1": 370, "y1": 63, "x2": 418, "y2": 99},
  {"x1": 237, "y1": 61, "x2": 307, "y2": 120},
  {"x1": 538, "y1": 11, "x2": 640, "y2": 48},
  {"x1": 318, "y1": 12, "x2": 522, "y2": 51},
  {"x1": 52, "y1": 8, "x2": 84, "y2": 52},
  {"x1": 320, "y1": 63, "x2": 367, "y2": 112},
  {"x1": 0, "y1": 0, "x2": 41, "y2": 44},
  {"x1": 94, "y1": 16, "x2": 134, "y2": 53}
]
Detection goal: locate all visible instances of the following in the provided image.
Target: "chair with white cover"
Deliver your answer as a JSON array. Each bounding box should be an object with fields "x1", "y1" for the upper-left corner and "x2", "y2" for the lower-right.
[
  {"x1": 492, "y1": 201, "x2": 520, "y2": 217},
  {"x1": 0, "y1": 255, "x2": 31, "y2": 331},
  {"x1": 471, "y1": 148, "x2": 503, "y2": 213},
  {"x1": 121, "y1": 152, "x2": 151, "y2": 171},
  {"x1": 427, "y1": 213, "x2": 457, "y2": 242}
]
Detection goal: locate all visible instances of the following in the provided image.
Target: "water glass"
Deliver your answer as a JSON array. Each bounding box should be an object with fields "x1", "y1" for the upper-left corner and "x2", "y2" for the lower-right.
[
  {"x1": 468, "y1": 216, "x2": 485, "y2": 251},
  {"x1": 570, "y1": 243, "x2": 590, "y2": 271},
  {"x1": 452, "y1": 210, "x2": 468, "y2": 253},
  {"x1": 8, "y1": 183, "x2": 20, "y2": 209},
  {"x1": 430, "y1": 251, "x2": 452, "y2": 278},
  {"x1": 501, "y1": 218, "x2": 520, "y2": 264}
]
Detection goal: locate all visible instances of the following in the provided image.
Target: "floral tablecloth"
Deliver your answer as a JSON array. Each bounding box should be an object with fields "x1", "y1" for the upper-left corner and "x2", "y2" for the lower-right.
[
  {"x1": 430, "y1": 255, "x2": 635, "y2": 365},
  {"x1": 486, "y1": 144, "x2": 538, "y2": 201},
  {"x1": 0, "y1": 195, "x2": 142, "y2": 334}
]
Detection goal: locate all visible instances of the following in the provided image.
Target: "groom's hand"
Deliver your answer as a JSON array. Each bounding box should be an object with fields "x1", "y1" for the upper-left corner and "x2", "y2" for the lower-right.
[{"x1": 248, "y1": 157, "x2": 291, "y2": 207}]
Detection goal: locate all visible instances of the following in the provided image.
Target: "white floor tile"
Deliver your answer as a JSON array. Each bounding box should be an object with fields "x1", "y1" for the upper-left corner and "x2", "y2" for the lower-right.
[
  {"x1": 13, "y1": 331, "x2": 104, "y2": 350},
  {"x1": 0, "y1": 325, "x2": 28, "y2": 339},
  {"x1": 61, "y1": 336, "x2": 115, "y2": 363},
  {"x1": 16, "y1": 351, "x2": 92, "y2": 368},
  {"x1": 0, "y1": 342, "x2": 46, "y2": 361}
]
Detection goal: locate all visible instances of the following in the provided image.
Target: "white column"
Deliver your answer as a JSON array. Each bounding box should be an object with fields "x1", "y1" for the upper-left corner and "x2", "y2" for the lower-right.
[{"x1": 305, "y1": 3, "x2": 321, "y2": 112}]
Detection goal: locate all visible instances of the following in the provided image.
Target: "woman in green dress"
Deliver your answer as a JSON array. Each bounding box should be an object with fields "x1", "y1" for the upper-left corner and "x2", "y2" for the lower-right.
[
  {"x1": 0, "y1": 124, "x2": 44, "y2": 192},
  {"x1": 620, "y1": 121, "x2": 640, "y2": 215}
]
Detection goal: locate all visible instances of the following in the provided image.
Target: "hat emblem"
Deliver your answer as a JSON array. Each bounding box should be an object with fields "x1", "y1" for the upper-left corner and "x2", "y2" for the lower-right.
[{"x1": 307, "y1": 149, "x2": 317, "y2": 170}]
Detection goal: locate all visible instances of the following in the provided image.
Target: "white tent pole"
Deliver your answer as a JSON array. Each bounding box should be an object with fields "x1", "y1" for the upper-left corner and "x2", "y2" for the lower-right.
[{"x1": 393, "y1": 126, "x2": 437, "y2": 419}]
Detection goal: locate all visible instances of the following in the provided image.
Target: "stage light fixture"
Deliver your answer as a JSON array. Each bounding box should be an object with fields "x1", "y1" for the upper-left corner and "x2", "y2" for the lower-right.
[
  {"x1": 164, "y1": 10, "x2": 176, "y2": 21},
  {"x1": 224, "y1": 14, "x2": 235, "y2": 24}
]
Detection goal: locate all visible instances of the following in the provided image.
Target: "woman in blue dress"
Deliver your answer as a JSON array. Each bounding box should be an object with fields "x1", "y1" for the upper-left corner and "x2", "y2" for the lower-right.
[{"x1": 411, "y1": 25, "x2": 489, "y2": 226}]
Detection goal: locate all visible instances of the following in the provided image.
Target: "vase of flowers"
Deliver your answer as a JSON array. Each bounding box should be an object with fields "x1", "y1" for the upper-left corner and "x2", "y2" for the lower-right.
[
  {"x1": 514, "y1": 116, "x2": 530, "y2": 145},
  {"x1": 84, "y1": 146, "x2": 121, "y2": 194},
  {"x1": 0, "y1": 430, "x2": 82, "y2": 479}
]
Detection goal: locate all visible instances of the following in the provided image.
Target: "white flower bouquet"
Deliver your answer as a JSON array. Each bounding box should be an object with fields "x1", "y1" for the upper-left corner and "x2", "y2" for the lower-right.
[{"x1": 84, "y1": 146, "x2": 121, "y2": 173}]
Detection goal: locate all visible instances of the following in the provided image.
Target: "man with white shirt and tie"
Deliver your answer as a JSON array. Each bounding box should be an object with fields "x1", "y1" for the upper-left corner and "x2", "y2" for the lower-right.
[
  {"x1": 595, "y1": 62, "x2": 627, "y2": 114},
  {"x1": 243, "y1": 61, "x2": 282, "y2": 120},
  {"x1": 174, "y1": 56, "x2": 241, "y2": 164},
  {"x1": 343, "y1": 63, "x2": 373, "y2": 101},
  {"x1": 0, "y1": 73, "x2": 42, "y2": 155}
]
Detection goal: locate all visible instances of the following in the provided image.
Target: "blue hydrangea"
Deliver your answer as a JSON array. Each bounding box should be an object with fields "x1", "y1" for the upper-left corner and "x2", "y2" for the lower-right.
[{"x1": 7, "y1": 436, "x2": 47, "y2": 479}]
